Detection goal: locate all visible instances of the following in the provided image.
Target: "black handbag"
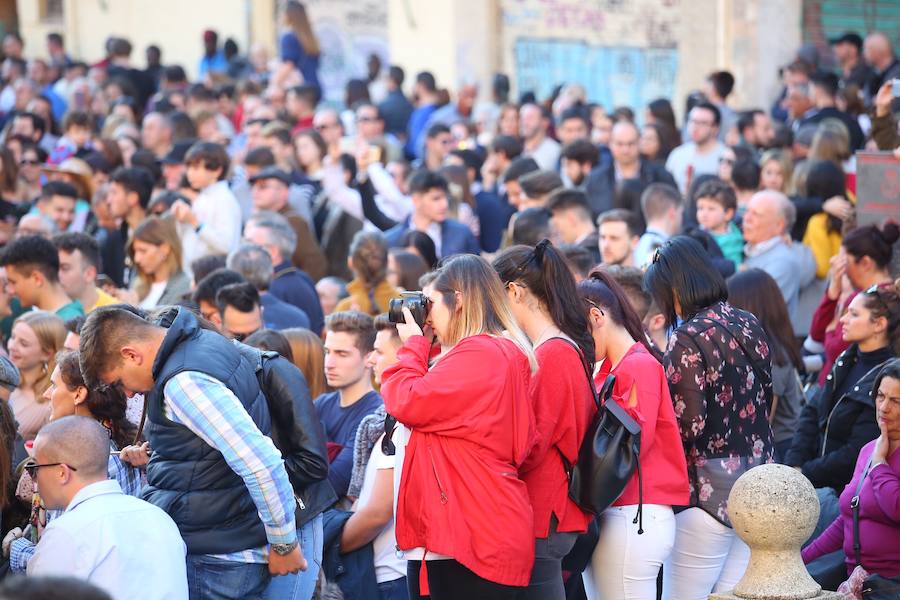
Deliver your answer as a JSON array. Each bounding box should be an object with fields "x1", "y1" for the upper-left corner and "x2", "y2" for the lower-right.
[
  {"x1": 556, "y1": 340, "x2": 643, "y2": 529},
  {"x1": 852, "y1": 455, "x2": 900, "y2": 600}
]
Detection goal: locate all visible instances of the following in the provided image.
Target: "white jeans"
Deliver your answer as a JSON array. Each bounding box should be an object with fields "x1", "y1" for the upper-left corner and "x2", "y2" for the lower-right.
[
  {"x1": 584, "y1": 504, "x2": 676, "y2": 600},
  {"x1": 661, "y1": 507, "x2": 750, "y2": 600}
]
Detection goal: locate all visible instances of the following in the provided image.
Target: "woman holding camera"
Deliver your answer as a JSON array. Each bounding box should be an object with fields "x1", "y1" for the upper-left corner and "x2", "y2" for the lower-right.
[
  {"x1": 381, "y1": 254, "x2": 537, "y2": 599},
  {"x1": 492, "y1": 240, "x2": 595, "y2": 600}
]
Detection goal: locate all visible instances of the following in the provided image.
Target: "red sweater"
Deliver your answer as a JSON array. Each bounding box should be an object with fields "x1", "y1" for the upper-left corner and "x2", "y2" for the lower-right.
[
  {"x1": 594, "y1": 343, "x2": 690, "y2": 507},
  {"x1": 381, "y1": 334, "x2": 536, "y2": 587},
  {"x1": 524, "y1": 339, "x2": 594, "y2": 537},
  {"x1": 809, "y1": 290, "x2": 856, "y2": 385}
]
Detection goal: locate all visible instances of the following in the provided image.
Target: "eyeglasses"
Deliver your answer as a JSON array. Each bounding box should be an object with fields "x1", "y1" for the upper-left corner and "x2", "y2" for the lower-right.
[
  {"x1": 718, "y1": 157, "x2": 735, "y2": 165},
  {"x1": 24, "y1": 461, "x2": 78, "y2": 477},
  {"x1": 356, "y1": 116, "x2": 377, "y2": 123},
  {"x1": 314, "y1": 122, "x2": 338, "y2": 132}
]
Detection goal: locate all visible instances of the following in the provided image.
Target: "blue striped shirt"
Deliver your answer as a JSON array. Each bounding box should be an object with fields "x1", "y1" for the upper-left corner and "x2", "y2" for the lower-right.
[{"x1": 162, "y1": 371, "x2": 296, "y2": 563}]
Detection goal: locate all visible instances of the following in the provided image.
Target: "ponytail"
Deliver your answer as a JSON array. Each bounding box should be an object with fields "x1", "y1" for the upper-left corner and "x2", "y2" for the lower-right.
[
  {"x1": 493, "y1": 240, "x2": 596, "y2": 367},
  {"x1": 578, "y1": 269, "x2": 663, "y2": 362}
]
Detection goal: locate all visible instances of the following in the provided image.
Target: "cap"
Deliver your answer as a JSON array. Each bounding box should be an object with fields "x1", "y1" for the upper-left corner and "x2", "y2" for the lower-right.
[
  {"x1": 160, "y1": 139, "x2": 196, "y2": 165},
  {"x1": 829, "y1": 32, "x2": 863, "y2": 51},
  {"x1": 0, "y1": 356, "x2": 20, "y2": 392},
  {"x1": 248, "y1": 166, "x2": 291, "y2": 186}
]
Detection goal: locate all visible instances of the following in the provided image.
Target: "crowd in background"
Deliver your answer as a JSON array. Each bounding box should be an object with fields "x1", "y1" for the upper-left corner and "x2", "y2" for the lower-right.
[{"x1": 0, "y1": 3, "x2": 897, "y2": 600}]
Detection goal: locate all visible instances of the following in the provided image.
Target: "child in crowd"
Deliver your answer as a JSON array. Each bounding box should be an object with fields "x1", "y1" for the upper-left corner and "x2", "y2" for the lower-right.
[
  {"x1": 694, "y1": 178, "x2": 743, "y2": 268},
  {"x1": 49, "y1": 111, "x2": 93, "y2": 165}
]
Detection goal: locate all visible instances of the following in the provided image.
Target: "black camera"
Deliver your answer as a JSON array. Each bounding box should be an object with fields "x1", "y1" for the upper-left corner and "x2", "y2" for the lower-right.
[{"x1": 388, "y1": 292, "x2": 431, "y2": 329}]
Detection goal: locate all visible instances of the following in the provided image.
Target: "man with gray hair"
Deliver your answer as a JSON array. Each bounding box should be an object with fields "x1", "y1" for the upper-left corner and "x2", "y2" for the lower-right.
[
  {"x1": 227, "y1": 243, "x2": 311, "y2": 331},
  {"x1": 742, "y1": 190, "x2": 816, "y2": 331},
  {"x1": 26, "y1": 416, "x2": 188, "y2": 599},
  {"x1": 244, "y1": 211, "x2": 324, "y2": 332}
]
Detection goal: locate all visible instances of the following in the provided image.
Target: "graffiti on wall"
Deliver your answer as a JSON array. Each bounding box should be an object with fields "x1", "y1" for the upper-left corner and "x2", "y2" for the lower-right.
[
  {"x1": 305, "y1": 0, "x2": 388, "y2": 103},
  {"x1": 503, "y1": 0, "x2": 680, "y2": 108}
]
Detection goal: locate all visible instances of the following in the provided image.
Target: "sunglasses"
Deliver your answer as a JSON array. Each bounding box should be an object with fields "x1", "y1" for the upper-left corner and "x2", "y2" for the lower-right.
[
  {"x1": 584, "y1": 298, "x2": 606, "y2": 316},
  {"x1": 24, "y1": 461, "x2": 78, "y2": 477}
]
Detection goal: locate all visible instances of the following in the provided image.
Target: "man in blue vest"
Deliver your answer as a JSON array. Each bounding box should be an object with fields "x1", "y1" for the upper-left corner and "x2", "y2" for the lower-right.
[{"x1": 78, "y1": 305, "x2": 305, "y2": 599}]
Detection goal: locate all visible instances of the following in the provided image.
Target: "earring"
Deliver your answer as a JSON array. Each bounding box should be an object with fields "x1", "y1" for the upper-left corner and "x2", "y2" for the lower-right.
[{"x1": 41, "y1": 362, "x2": 48, "y2": 375}]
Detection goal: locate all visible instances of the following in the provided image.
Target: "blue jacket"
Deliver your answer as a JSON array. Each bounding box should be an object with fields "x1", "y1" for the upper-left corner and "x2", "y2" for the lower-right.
[
  {"x1": 322, "y1": 508, "x2": 379, "y2": 600},
  {"x1": 143, "y1": 307, "x2": 272, "y2": 555},
  {"x1": 384, "y1": 217, "x2": 481, "y2": 259},
  {"x1": 261, "y1": 291, "x2": 310, "y2": 330},
  {"x1": 475, "y1": 190, "x2": 508, "y2": 253},
  {"x1": 270, "y1": 261, "x2": 324, "y2": 333}
]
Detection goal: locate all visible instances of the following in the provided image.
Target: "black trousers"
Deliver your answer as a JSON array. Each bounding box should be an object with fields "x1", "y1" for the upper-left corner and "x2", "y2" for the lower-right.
[{"x1": 407, "y1": 559, "x2": 522, "y2": 600}]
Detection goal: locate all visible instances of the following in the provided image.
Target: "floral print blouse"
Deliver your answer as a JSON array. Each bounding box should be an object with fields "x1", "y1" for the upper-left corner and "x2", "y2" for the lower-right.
[{"x1": 664, "y1": 301, "x2": 775, "y2": 526}]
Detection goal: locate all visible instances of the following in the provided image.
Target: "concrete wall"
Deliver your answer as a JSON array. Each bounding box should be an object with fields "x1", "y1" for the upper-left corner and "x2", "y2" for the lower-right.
[
  {"x1": 387, "y1": 0, "x2": 499, "y2": 98},
  {"x1": 16, "y1": 0, "x2": 252, "y2": 78}
]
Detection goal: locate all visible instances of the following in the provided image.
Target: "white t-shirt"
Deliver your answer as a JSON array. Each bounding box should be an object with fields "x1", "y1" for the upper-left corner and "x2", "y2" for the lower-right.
[
  {"x1": 358, "y1": 430, "x2": 406, "y2": 583},
  {"x1": 664, "y1": 141, "x2": 727, "y2": 194},
  {"x1": 139, "y1": 280, "x2": 168, "y2": 309},
  {"x1": 393, "y1": 424, "x2": 452, "y2": 562}
]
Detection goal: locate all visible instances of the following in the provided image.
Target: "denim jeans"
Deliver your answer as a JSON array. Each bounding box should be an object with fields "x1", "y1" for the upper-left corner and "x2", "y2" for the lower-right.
[
  {"x1": 186, "y1": 555, "x2": 270, "y2": 600},
  {"x1": 519, "y1": 517, "x2": 578, "y2": 600},
  {"x1": 379, "y1": 576, "x2": 409, "y2": 600},
  {"x1": 263, "y1": 513, "x2": 324, "y2": 600}
]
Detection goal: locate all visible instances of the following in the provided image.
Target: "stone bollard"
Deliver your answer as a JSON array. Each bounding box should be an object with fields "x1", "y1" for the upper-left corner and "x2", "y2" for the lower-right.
[{"x1": 709, "y1": 464, "x2": 842, "y2": 600}]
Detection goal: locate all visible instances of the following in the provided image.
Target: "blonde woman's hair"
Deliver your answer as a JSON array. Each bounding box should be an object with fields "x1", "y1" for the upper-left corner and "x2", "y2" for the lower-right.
[
  {"x1": 430, "y1": 254, "x2": 537, "y2": 371},
  {"x1": 286, "y1": 1, "x2": 320, "y2": 56},
  {"x1": 14, "y1": 311, "x2": 66, "y2": 398},
  {"x1": 280, "y1": 327, "x2": 327, "y2": 398},
  {"x1": 127, "y1": 216, "x2": 183, "y2": 301},
  {"x1": 759, "y1": 149, "x2": 795, "y2": 194},
  {"x1": 809, "y1": 118, "x2": 851, "y2": 164}
]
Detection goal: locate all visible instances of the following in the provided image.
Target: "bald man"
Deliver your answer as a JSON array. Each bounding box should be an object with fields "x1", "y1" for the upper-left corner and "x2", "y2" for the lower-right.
[
  {"x1": 27, "y1": 416, "x2": 188, "y2": 600},
  {"x1": 864, "y1": 32, "x2": 900, "y2": 105},
  {"x1": 742, "y1": 190, "x2": 816, "y2": 330}
]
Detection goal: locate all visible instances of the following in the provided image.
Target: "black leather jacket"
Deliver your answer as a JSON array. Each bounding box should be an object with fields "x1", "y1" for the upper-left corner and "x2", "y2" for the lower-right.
[{"x1": 236, "y1": 343, "x2": 337, "y2": 526}]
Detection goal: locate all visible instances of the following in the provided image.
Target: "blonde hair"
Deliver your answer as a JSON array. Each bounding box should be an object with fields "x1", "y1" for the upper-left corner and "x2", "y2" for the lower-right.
[
  {"x1": 759, "y1": 149, "x2": 794, "y2": 194},
  {"x1": 430, "y1": 254, "x2": 537, "y2": 371},
  {"x1": 14, "y1": 311, "x2": 66, "y2": 398},
  {"x1": 281, "y1": 327, "x2": 327, "y2": 398},
  {"x1": 127, "y1": 216, "x2": 183, "y2": 301},
  {"x1": 809, "y1": 119, "x2": 851, "y2": 164},
  {"x1": 286, "y1": 1, "x2": 320, "y2": 56}
]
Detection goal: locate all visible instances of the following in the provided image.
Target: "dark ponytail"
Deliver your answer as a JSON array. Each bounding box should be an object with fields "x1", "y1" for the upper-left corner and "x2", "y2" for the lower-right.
[
  {"x1": 493, "y1": 240, "x2": 596, "y2": 366},
  {"x1": 578, "y1": 269, "x2": 663, "y2": 362}
]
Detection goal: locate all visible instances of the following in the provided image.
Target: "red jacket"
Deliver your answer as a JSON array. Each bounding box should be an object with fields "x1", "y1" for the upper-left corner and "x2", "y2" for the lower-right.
[
  {"x1": 524, "y1": 339, "x2": 594, "y2": 537},
  {"x1": 595, "y1": 343, "x2": 690, "y2": 507},
  {"x1": 810, "y1": 290, "x2": 856, "y2": 385},
  {"x1": 381, "y1": 334, "x2": 536, "y2": 587}
]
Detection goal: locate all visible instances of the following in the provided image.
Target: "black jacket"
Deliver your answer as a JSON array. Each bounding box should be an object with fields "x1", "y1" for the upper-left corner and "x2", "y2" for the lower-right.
[
  {"x1": 585, "y1": 159, "x2": 677, "y2": 226},
  {"x1": 235, "y1": 344, "x2": 337, "y2": 527},
  {"x1": 785, "y1": 344, "x2": 889, "y2": 491}
]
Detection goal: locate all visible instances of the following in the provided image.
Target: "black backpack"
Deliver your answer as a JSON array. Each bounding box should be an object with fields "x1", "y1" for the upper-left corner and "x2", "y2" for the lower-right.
[{"x1": 557, "y1": 340, "x2": 643, "y2": 529}]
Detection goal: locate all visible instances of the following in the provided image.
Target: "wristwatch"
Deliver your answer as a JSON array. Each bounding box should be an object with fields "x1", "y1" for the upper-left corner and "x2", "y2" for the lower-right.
[{"x1": 271, "y1": 540, "x2": 299, "y2": 556}]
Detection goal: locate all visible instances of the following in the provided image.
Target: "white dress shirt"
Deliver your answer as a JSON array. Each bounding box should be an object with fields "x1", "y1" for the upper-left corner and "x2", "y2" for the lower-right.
[{"x1": 28, "y1": 479, "x2": 188, "y2": 600}]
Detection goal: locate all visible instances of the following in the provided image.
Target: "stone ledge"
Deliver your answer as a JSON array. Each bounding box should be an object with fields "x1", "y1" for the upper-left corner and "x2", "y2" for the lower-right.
[{"x1": 710, "y1": 590, "x2": 843, "y2": 600}]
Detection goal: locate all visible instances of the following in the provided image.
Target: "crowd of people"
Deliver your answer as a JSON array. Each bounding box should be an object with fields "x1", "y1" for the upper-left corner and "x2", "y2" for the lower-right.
[{"x1": 0, "y1": 4, "x2": 897, "y2": 600}]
